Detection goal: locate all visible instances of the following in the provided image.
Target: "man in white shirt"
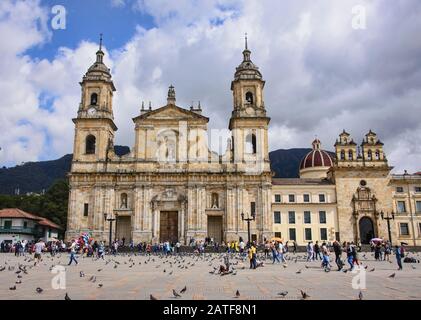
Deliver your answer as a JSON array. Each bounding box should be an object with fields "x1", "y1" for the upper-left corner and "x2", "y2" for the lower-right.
[{"x1": 34, "y1": 239, "x2": 45, "y2": 261}]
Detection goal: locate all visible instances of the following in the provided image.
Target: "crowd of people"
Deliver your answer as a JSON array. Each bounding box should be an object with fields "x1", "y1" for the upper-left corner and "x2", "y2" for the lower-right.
[
  {"x1": 1, "y1": 235, "x2": 415, "y2": 272},
  {"x1": 0, "y1": 239, "x2": 67, "y2": 256}
]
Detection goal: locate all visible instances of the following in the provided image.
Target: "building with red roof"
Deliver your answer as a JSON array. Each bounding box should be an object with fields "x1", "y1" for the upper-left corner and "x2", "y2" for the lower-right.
[{"x1": 0, "y1": 208, "x2": 62, "y2": 244}]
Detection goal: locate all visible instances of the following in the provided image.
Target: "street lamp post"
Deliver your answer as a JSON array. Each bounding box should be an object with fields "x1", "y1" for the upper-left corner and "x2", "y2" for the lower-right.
[
  {"x1": 241, "y1": 211, "x2": 256, "y2": 246},
  {"x1": 380, "y1": 211, "x2": 395, "y2": 245},
  {"x1": 104, "y1": 213, "x2": 116, "y2": 249}
]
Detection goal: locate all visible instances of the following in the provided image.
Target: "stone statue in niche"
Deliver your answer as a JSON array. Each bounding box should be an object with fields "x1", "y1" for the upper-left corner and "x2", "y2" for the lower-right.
[
  {"x1": 211, "y1": 193, "x2": 219, "y2": 209},
  {"x1": 120, "y1": 193, "x2": 128, "y2": 209}
]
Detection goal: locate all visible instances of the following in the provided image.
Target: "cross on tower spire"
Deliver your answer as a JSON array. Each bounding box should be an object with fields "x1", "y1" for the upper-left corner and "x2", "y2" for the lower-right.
[
  {"x1": 245, "y1": 33, "x2": 248, "y2": 50},
  {"x1": 99, "y1": 33, "x2": 103, "y2": 51}
]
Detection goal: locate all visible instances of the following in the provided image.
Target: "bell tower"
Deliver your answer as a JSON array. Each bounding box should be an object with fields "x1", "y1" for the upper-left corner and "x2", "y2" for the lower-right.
[
  {"x1": 229, "y1": 35, "x2": 270, "y2": 172},
  {"x1": 72, "y1": 35, "x2": 117, "y2": 163}
]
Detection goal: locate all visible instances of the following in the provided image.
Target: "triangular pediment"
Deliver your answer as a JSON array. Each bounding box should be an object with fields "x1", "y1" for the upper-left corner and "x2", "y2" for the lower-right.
[{"x1": 133, "y1": 104, "x2": 208, "y2": 122}]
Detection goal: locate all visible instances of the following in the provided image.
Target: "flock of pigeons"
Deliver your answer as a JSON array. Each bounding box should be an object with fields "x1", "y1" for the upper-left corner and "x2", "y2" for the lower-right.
[{"x1": 0, "y1": 250, "x2": 419, "y2": 300}]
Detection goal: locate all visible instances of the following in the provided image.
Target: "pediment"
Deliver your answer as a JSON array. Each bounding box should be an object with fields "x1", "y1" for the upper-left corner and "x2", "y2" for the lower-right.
[{"x1": 133, "y1": 104, "x2": 209, "y2": 123}]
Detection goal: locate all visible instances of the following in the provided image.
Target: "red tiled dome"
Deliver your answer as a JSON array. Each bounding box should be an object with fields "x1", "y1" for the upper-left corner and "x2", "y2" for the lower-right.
[{"x1": 300, "y1": 139, "x2": 333, "y2": 170}]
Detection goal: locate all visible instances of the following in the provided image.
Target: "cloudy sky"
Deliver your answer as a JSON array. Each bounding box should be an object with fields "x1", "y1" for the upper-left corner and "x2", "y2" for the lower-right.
[{"x1": 0, "y1": 0, "x2": 420, "y2": 173}]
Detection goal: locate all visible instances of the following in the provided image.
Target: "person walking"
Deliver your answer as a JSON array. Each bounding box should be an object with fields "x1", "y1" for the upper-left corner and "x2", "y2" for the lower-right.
[
  {"x1": 346, "y1": 242, "x2": 354, "y2": 270},
  {"x1": 68, "y1": 240, "x2": 78, "y2": 265},
  {"x1": 351, "y1": 242, "x2": 360, "y2": 267},
  {"x1": 292, "y1": 241, "x2": 297, "y2": 254},
  {"x1": 384, "y1": 241, "x2": 391, "y2": 261},
  {"x1": 314, "y1": 241, "x2": 322, "y2": 260},
  {"x1": 98, "y1": 241, "x2": 105, "y2": 259},
  {"x1": 321, "y1": 242, "x2": 331, "y2": 271},
  {"x1": 395, "y1": 245, "x2": 403, "y2": 270},
  {"x1": 332, "y1": 240, "x2": 343, "y2": 271},
  {"x1": 271, "y1": 242, "x2": 280, "y2": 264},
  {"x1": 306, "y1": 242, "x2": 314, "y2": 262},
  {"x1": 248, "y1": 244, "x2": 257, "y2": 269},
  {"x1": 34, "y1": 239, "x2": 45, "y2": 262},
  {"x1": 278, "y1": 241, "x2": 286, "y2": 263},
  {"x1": 374, "y1": 243, "x2": 381, "y2": 261}
]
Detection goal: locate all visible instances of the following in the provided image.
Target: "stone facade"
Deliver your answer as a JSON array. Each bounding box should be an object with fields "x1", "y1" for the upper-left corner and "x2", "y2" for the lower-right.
[{"x1": 66, "y1": 41, "x2": 273, "y2": 245}]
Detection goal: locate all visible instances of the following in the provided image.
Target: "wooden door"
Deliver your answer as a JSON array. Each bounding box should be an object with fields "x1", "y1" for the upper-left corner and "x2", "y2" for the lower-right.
[
  {"x1": 207, "y1": 216, "x2": 222, "y2": 243},
  {"x1": 160, "y1": 211, "x2": 178, "y2": 243}
]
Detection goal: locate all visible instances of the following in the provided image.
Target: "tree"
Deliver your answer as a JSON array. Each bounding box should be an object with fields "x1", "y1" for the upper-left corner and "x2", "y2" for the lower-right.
[{"x1": 0, "y1": 179, "x2": 69, "y2": 231}]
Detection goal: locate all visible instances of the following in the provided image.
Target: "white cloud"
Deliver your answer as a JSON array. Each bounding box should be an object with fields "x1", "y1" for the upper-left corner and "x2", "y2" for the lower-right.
[{"x1": 0, "y1": 0, "x2": 420, "y2": 174}]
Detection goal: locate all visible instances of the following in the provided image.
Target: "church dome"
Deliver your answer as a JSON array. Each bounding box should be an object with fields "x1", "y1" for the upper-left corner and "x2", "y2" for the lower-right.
[{"x1": 299, "y1": 139, "x2": 333, "y2": 179}]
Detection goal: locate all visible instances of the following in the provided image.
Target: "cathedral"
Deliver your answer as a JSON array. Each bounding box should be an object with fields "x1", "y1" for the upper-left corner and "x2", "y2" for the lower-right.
[{"x1": 66, "y1": 39, "x2": 421, "y2": 246}]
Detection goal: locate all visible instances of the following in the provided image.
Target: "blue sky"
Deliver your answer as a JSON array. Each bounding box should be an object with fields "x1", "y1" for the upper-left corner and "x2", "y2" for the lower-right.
[
  {"x1": 27, "y1": 0, "x2": 155, "y2": 60},
  {"x1": 0, "y1": 0, "x2": 420, "y2": 172}
]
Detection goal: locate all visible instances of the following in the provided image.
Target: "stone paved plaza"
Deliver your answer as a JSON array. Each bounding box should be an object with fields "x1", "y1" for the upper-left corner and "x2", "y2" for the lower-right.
[{"x1": 1, "y1": 251, "x2": 420, "y2": 300}]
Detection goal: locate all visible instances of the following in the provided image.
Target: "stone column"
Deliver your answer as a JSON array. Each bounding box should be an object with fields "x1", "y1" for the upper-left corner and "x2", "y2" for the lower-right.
[
  {"x1": 132, "y1": 186, "x2": 142, "y2": 242},
  {"x1": 180, "y1": 201, "x2": 186, "y2": 243}
]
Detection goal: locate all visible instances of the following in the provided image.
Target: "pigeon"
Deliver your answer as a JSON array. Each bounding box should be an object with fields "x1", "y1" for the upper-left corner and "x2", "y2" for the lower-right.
[
  {"x1": 36, "y1": 287, "x2": 43, "y2": 293},
  {"x1": 277, "y1": 291, "x2": 288, "y2": 297},
  {"x1": 97, "y1": 269, "x2": 102, "y2": 272},
  {"x1": 80, "y1": 271, "x2": 85, "y2": 277},
  {"x1": 9, "y1": 285, "x2": 16, "y2": 290},
  {"x1": 296, "y1": 269, "x2": 302, "y2": 274},
  {"x1": 180, "y1": 286, "x2": 187, "y2": 294},
  {"x1": 389, "y1": 273, "x2": 396, "y2": 278},
  {"x1": 17, "y1": 275, "x2": 22, "y2": 279},
  {"x1": 364, "y1": 265, "x2": 368, "y2": 269},
  {"x1": 15, "y1": 280, "x2": 22, "y2": 284},
  {"x1": 0, "y1": 266, "x2": 5, "y2": 272},
  {"x1": 305, "y1": 265, "x2": 309, "y2": 269},
  {"x1": 169, "y1": 271, "x2": 173, "y2": 275},
  {"x1": 235, "y1": 290, "x2": 240, "y2": 298},
  {"x1": 300, "y1": 290, "x2": 310, "y2": 299},
  {"x1": 114, "y1": 265, "x2": 118, "y2": 269},
  {"x1": 98, "y1": 284, "x2": 103, "y2": 288},
  {"x1": 173, "y1": 289, "x2": 181, "y2": 298},
  {"x1": 369, "y1": 268, "x2": 375, "y2": 272},
  {"x1": 65, "y1": 293, "x2": 71, "y2": 301},
  {"x1": 342, "y1": 269, "x2": 348, "y2": 273},
  {"x1": 358, "y1": 291, "x2": 363, "y2": 300},
  {"x1": 150, "y1": 294, "x2": 158, "y2": 300}
]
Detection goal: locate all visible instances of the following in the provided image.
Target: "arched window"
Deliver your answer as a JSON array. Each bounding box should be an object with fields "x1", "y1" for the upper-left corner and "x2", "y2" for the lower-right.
[
  {"x1": 90, "y1": 93, "x2": 98, "y2": 106},
  {"x1": 85, "y1": 135, "x2": 96, "y2": 154},
  {"x1": 245, "y1": 92, "x2": 254, "y2": 104},
  {"x1": 211, "y1": 193, "x2": 219, "y2": 208},
  {"x1": 348, "y1": 150, "x2": 353, "y2": 160},
  {"x1": 367, "y1": 150, "x2": 372, "y2": 161},
  {"x1": 245, "y1": 133, "x2": 257, "y2": 154},
  {"x1": 340, "y1": 150, "x2": 345, "y2": 160},
  {"x1": 375, "y1": 150, "x2": 380, "y2": 160},
  {"x1": 120, "y1": 193, "x2": 128, "y2": 209}
]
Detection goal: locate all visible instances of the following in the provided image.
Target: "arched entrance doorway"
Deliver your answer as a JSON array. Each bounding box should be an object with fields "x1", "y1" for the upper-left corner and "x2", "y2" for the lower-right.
[{"x1": 359, "y1": 217, "x2": 375, "y2": 244}]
